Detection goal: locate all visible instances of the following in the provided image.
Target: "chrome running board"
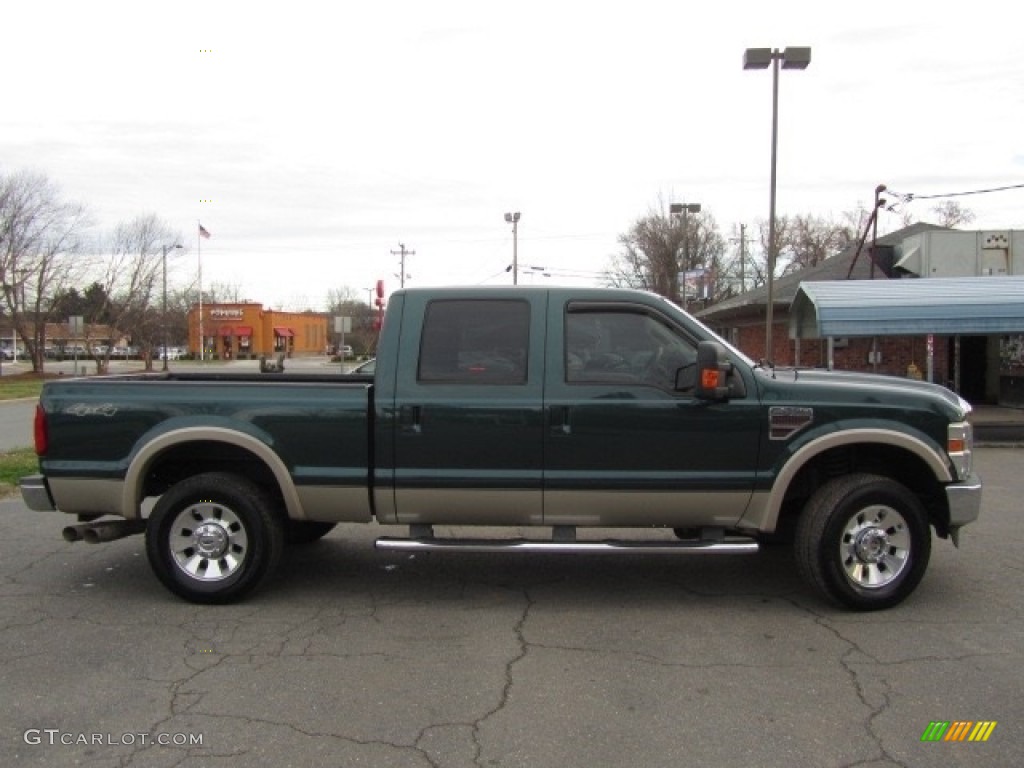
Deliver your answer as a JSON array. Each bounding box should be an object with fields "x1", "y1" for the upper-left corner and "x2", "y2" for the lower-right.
[{"x1": 375, "y1": 535, "x2": 758, "y2": 556}]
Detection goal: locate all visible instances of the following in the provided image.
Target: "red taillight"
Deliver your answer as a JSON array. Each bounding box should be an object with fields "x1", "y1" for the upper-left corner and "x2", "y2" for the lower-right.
[{"x1": 33, "y1": 403, "x2": 48, "y2": 456}]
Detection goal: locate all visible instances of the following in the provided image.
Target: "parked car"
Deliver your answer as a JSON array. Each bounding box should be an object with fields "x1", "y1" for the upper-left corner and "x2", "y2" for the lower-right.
[{"x1": 0, "y1": 348, "x2": 13, "y2": 361}]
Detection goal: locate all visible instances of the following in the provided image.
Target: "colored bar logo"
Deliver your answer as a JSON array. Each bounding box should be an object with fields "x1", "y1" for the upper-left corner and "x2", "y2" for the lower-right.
[{"x1": 921, "y1": 721, "x2": 997, "y2": 742}]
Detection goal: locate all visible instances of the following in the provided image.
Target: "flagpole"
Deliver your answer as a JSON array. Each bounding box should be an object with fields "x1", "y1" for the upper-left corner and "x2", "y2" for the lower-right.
[{"x1": 198, "y1": 220, "x2": 204, "y2": 361}]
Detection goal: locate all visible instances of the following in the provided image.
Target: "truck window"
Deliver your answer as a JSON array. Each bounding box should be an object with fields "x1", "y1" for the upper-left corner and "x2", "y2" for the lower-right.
[
  {"x1": 566, "y1": 309, "x2": 696, "y2": 390},
  {"x1": 418, "y1": 299, "x2": 530, "y2": 384}
]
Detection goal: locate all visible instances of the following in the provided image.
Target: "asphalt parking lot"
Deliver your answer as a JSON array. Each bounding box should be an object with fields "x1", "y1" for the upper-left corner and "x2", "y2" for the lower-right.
[{"x1": 1, "y1": 446, "x2": 1021, "y2": 768}]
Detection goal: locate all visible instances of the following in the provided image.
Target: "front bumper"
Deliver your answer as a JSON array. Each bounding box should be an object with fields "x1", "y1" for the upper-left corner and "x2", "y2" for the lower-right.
[
  {"x1": 20, "y1": 474, "x2": 56, "y2": 512},
  {"x1": 946, "y1": 472, "x2": 982, "y2": 528}
]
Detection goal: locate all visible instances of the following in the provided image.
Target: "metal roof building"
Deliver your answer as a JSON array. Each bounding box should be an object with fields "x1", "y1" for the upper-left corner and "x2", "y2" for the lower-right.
[{"x1": 790, "y1": 276, "x2": 1024, "y2": 339}]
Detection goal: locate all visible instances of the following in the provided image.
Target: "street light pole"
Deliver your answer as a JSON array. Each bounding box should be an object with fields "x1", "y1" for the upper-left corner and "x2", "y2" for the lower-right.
[
  {"x1": 670, "y1": 202, "x2": 701, "y2": 307},
  {"x1": 743, "y1": 46, "x2": 811, "y2": 361},
  {"x1": 504, "y1": 212, "x2": 521, "y2": 285},
  {"x1": 161, "y1": 244, "x2": 183, "y2": 371}
]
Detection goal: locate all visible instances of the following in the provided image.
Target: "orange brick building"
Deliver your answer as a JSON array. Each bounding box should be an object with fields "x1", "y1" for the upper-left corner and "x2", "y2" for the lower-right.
[{"x1": 187, "y1": 302, "x2": 328, "y2": 360}]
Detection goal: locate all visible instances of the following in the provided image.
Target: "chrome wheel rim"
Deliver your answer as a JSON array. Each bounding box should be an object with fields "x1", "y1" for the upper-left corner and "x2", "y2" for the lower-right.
[
  {"x1": 840, "y1": 504, "x2": 910, "y2": 589},
  {"x1": 169, "y1": 502, "x2": 248, "y2": 582}
]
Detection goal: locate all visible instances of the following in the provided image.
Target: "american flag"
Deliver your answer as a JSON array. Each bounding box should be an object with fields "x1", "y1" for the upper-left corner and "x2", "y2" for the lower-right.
[{"x1": 199, "y1": 224, "x2": 211, "y2": 239}]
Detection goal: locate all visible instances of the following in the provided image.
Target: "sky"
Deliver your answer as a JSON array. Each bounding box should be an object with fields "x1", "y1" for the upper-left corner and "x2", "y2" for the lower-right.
[{"x1": 4, "y1": 0, "x2": 1022, "y2": 311}]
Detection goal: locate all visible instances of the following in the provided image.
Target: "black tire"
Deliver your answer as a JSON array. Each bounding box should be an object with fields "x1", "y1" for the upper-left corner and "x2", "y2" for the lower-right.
[
  {"x1": 146, "y1": 472, "x2": 284, "y2": 604},
  {"x1": 794, "y1": 473, "x2": 931, "y2": 611},
  {"x1": 284, "y1": 520, "x2": 337, "y2": 545}
]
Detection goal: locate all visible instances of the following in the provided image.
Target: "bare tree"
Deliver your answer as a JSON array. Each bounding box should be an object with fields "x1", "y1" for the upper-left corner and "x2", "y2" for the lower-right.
[
  {"x1": 206, "y1": 281, "x2": 246, "y2": 304},
  {"x1": 930, "y1": 200, "x2": 975, "y2": 228},
  {"x1": 746, "y1": 212, "x2": 859, "y2": 282},
  {"x1": 606, "y1": 209, "x2": 680, "y2": 298},
  {"x1": 606, "y1": 201, "x2": 725, "y2": 308},
  {"x1": 782, "y1": 214, "x2": 855, "y2": 274},
  {"x1": 326, "y1": 286, "x2": 376, "y2": 355},
  {"x1": 753, "y1": 215, "x2": 793, "y2": 286},
  {"x1": 0, "y1": 170, "x2": 91, "y2": 371},
  {"x1": 841, "y1": 204, "x2": 876, "y2": 239},
  {"x1": 88, "y1": 213, "x2": 180, "y2": 372}
]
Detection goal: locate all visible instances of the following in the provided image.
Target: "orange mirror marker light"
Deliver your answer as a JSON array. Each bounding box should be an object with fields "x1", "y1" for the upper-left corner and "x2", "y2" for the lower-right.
[{"x1": 701, "y1": 369, "x2": 721, "y2": 389}]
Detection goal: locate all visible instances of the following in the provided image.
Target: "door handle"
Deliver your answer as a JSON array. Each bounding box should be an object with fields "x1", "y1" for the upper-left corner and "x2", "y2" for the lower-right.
[
  {"x1": 550, "y1": 405, "x2": 571, "y2": 436},
  {"x1": 400, "y1": 405, "x2": 422, "y2": 434}
]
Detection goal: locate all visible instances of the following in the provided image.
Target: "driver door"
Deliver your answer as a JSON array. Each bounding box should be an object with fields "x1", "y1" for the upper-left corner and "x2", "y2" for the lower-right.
[{"x1": 543, "y1": 300, "x2": 760, "y2": 527}]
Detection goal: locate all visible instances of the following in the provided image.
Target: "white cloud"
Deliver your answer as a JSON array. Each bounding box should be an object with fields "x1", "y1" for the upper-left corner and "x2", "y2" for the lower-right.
[{"x1": 3, "y1": 0, "x2": 1021, "y2": 310}]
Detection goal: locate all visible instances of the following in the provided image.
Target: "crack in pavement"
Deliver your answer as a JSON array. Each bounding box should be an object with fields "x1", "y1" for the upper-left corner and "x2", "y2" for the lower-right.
[
  {"x1": 467, "y1": 586, "x2": 534, "y2": 768},
  {"x1": 780, "y1": 598, "x2": 910, "y2": 768}
]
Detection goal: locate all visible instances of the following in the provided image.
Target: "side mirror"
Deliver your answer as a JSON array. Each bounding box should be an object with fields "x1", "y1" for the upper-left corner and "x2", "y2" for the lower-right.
[
  {"x1": 694, "y1": 341, "x2": 732, "y2": 401},
  {"x1": 675, "y1": 363, "x2": 697, "y2": 392}
]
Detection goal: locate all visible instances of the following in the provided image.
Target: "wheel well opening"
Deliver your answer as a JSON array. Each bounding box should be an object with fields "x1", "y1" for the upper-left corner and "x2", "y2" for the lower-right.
[
  {"x1": 778, "y1": 444, "x2": 950, "y2": 537},
  {"x1": 141, "y1": 441, "x2": 284, "y2": 509}
]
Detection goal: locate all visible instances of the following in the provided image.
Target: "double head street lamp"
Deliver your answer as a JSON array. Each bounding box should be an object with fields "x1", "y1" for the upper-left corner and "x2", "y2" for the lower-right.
[
  {"x1": 161, "y1": 244, "x2": 183, "y2": 371},
  {"x1": 670, "y1": 202, "x2": 701, "y2": 308},
  {"x1": 504, "y1": 211, "x2": 521, "y2": 285},
  {"x1": 743, "y1": 45, "x2": 811, "y2": 360}
]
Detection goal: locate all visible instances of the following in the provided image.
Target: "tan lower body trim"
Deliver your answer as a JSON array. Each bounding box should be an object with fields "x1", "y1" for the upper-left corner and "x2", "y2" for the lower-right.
[
  {"x1": 49, "y1": 478, "x2": 129, "y2": 518},
  {"x1": 295, "y1": 485, "x2": 372, "y2": 523},
  {"x1": 544, "y1": 490, "x2": 750, "y2": 528},
  {"x1": 395, "y1": 489, "x2": 543, "y2": 526}
]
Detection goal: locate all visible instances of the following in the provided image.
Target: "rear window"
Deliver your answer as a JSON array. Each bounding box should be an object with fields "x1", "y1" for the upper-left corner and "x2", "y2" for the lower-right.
[{"x1": 418, "y1": 300, "x2": 529, "y2": 384}]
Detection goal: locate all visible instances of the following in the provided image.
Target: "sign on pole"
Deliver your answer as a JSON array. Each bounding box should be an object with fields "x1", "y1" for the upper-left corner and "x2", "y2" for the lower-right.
[
  {"x1": 334, "y1": 316, "x2": 352, "y2": 371},
  {"x1": 69, "y1": 316, "x2": 84, "y2": 375}
]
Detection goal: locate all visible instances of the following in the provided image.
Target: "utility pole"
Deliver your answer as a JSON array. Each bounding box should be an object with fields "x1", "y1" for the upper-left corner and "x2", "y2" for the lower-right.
[
  {"x1": 739, "y1": 223, "x2": 747, "y2": 293},
  {"x1": 731, "y1": 223, "x2": 754, "y2": 294},
  {"x1": 391, "y1": 243, "x2": 414, "y2": 289}
]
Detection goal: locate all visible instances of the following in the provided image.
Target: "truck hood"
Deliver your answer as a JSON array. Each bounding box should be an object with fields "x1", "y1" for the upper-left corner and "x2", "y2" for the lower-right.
[{"x1": 757, "y1": 367, "x2": 971, "y2": 423}]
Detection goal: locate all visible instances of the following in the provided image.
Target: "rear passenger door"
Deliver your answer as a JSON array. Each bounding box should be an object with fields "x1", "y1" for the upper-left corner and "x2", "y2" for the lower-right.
[{"x1": 391, "y1": 292, "x2": 547, "y2": 525}]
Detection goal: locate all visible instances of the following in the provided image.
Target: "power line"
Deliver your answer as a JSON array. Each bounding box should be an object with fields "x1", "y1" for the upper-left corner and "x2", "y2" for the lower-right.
[{"x1": 889, "y1": 182, "x2": 1024, "y2": 202}]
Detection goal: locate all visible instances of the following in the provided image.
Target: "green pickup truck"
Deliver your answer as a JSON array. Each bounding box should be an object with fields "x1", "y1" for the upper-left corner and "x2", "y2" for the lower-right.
[{"x1": 20, "y1": 286, "x2": 981, "y2": 609}]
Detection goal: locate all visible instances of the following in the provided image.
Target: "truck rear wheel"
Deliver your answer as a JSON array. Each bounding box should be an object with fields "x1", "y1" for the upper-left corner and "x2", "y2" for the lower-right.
[
  {"x1": 146, "y1": 472, "x2": 284, "y2": 604},
  {"x1": 795, "y1": 473, "x2": 931, "y2": 611}
]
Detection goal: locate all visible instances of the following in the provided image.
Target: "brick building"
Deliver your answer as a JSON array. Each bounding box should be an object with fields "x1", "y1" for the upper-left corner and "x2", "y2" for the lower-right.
[
  {"x1": 696, "y1": 223, "x2": 1024, "y2": 405},
  {"x1": 187, "y1": 302, "x2": 328, "y2": 360}
]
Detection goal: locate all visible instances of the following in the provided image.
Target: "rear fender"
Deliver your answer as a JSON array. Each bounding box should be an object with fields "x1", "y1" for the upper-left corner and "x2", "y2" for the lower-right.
[{"x1": 123, "y1": 425, "x2": 302, "y2": 520}]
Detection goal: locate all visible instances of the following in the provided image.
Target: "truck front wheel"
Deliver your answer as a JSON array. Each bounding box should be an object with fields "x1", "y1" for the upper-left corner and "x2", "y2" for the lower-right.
[
  {"x1": 146, "y1": 472, "x2": 284, "y2": 604},
  {"x1": 795, "y1": 473, "x2": 931, "y2": 611}
]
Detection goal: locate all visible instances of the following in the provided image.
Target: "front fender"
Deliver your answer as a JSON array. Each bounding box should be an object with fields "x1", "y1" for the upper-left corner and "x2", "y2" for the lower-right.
[{"x1": 744, "y1": 424, "x2": 953, "y2": 533}]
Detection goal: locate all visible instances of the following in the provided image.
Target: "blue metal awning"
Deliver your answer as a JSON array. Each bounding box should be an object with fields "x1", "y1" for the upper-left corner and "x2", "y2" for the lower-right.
[{"x1": 790, "y1": 276, "x2": 1024, "y2": 338}]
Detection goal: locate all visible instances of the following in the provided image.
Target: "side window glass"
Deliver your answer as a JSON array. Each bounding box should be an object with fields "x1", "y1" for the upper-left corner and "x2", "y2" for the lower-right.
[
  {"x1": 566, "y1": 310, "x2": 695, "y2": 390},
  {"x1": 419, "y1": 300, "x2": 530, "y2": 384}
]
